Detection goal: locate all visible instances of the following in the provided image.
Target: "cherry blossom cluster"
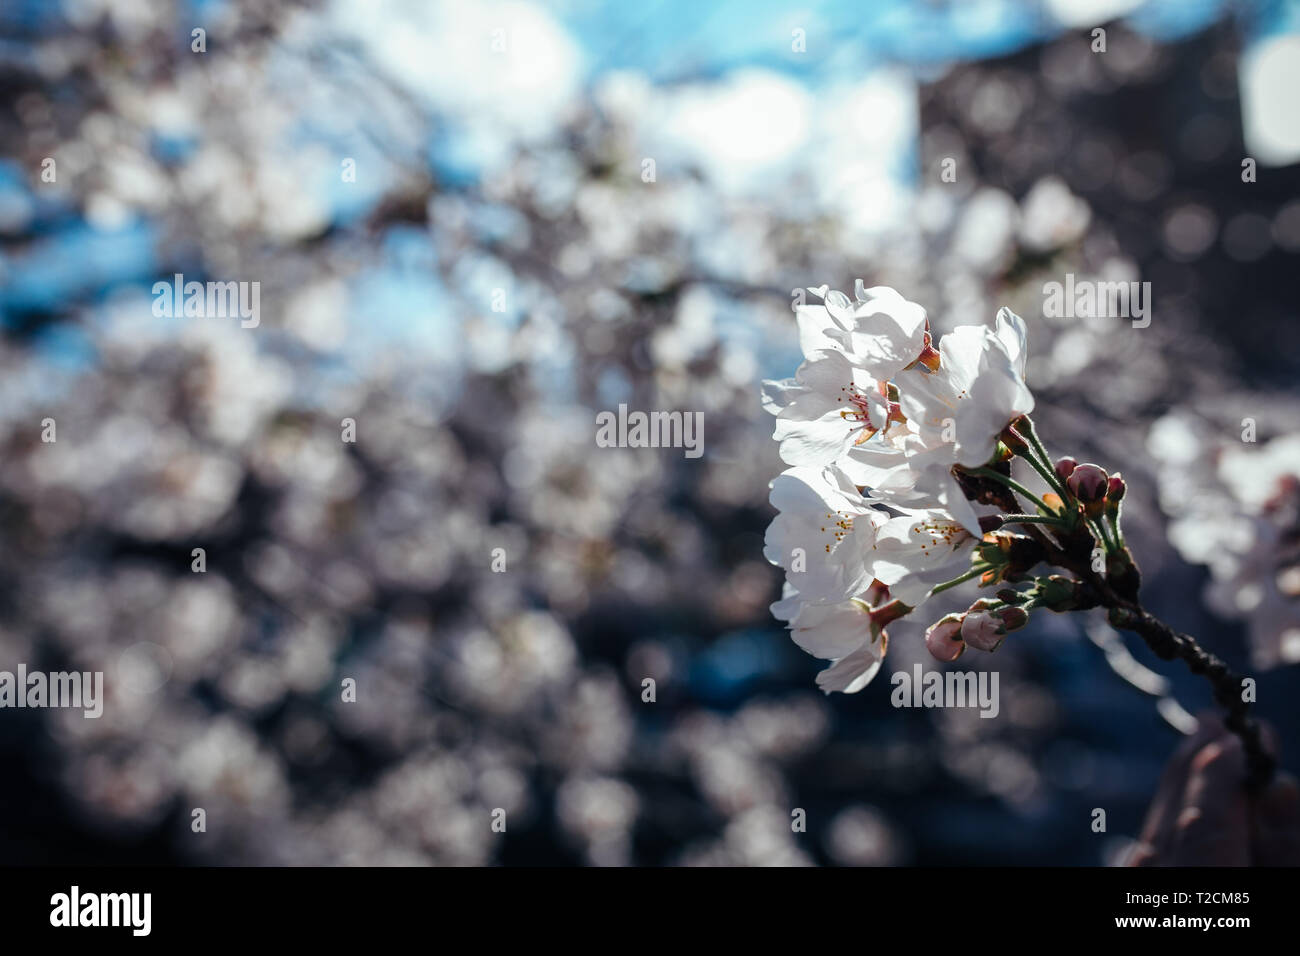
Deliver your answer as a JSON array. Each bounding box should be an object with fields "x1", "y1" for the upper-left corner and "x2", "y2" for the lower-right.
[{"x1": 761, "y1": 283, "x2": 1142, "y2": 694}]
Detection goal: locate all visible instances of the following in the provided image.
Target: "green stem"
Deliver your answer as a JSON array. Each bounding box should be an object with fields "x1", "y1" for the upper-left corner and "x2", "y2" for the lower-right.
[
  {"x1": 1020, "y1": 450, "x2": 1069, "y2": 500},
  {"x1": 1109, "y1": 501, "x2": 1127, "y2": 549},
  {"x1": 929, "y1": 564, "x2": 990, "y2": 595},
  {"x1": 969, "y1": 467, "x2": 1052, "y2": 515},
  {"x1": 1000, "y1": 514, "x2": 1069, "y2": 528},
  {"x1": 1014, "y1": 417, "x2": 1074, "y2": 514},
  {"x1": 1089, "y1": 515, "x2": 1117, "y2": 554},
  {"x1": 1018, "y1": 416, "x2": 1056, "y2": 477}
]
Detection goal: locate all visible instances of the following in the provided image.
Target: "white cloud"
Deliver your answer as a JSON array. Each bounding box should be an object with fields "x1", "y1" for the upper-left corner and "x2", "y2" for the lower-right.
[
  {"x1": 1241, "y1": 33, "x2": 1300, "y2": 167},
  {"x1": 330, "y1": 0, "x2": 582, "y2": 142},
  {"x1": 1045, "y1": 0, "x2": 1144, "y2": 29}
]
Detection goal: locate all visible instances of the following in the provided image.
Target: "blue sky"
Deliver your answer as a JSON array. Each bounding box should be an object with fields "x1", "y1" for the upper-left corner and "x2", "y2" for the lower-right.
[{"x1": 3, "y1": 0, "x2": 1296, "y2": 365}]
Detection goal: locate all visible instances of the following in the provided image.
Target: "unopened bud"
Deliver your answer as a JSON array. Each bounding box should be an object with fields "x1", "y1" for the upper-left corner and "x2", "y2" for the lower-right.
[
  {"x1": 1000, "y1": 426, "x2": 1030, "y2": 456},
  {"x1": 1066, "y1": 463, "x2": 1108, "y2": 502},
  {"x1": 998, "y1": 606, "x2": 1030, "y2": 631},
  {"x1": 961, "y1": 600, "x2": 1030, "y2": 651},
  {"x1": 961, "y1": 610, "x2": 1005, "y2": 652},
  {"x1": 925, "y1": 615, "x2": 965, "y2": 662},
  {"x1": 1106, "y1": 473, "x2": 1126, "y2": 502},
  {"x1": 977, "y1": 533, "x2": 1015, "y2": 567},
  {"x1": 1054, "y1": 457, "x2": 1077, "y2": 483},
  {"x1": 1037, "y1": 575, "x2": 1085, "y2": 612}
]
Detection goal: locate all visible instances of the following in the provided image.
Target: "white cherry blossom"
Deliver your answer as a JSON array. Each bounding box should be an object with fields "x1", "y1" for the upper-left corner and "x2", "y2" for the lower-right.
[
  {"x1": 762, "y1": 464, "x2": 887, "y2": 605},
  {"x1": 815, "y1": 283, "x2": 931, "y2": 381},
  {"x1": 772, "y1": 582, "x2": 891, "y2": 694},
  {"x1": 763, "y1": 292, "x2": 1042, "y2": 695},
  {"x1": 761, "y1": 348, "x2": 889, "y2": 468},
  {"x1": 866, "y1": 507, "x2": 980, "y2": 606},
  {"x1": 897, "y1": 308, "x2": 1033, "y2": 471}
]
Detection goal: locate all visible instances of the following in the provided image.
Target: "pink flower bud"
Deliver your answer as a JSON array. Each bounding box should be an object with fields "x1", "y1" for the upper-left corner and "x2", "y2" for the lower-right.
[
  {"x1": 925, "y1": 615, "x2": 965, "y2": 662},
  {"x1": 960, "y1": 602, "x2": 1029, "y2": 651},
  {"x1": 961, "y1": 610, "x2": 1005, "y2": 652},
  {"x1": 1054, "y1": 457, "x2": 1077, "y2": 482},
  {"x1": 1066, "y1": 463, "x2": 1109, "y2": 502},
  {"x1": 1106, "y1": 474, "x2": 1126, "y2": 502}
]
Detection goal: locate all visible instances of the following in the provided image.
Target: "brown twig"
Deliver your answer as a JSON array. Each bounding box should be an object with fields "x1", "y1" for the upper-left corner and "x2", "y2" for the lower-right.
[
  {"x1": 1107, "y1": 604, "x2": 1275, "y2": 791},
  {"x1": 962, "y1": 457, "x2": 1277, "y2": 792}
]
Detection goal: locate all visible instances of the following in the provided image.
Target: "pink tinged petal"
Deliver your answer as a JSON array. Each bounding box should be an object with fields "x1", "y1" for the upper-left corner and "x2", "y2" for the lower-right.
[
  {"x1": 814, "y1": 642, "x2": 885, "y2": 694},
  {"x1": 926, "y1": 615, "x2": 966, "y2": 662},
  {"x1": 961, "y1": 611, "x2": 1005, "y2": 652}
]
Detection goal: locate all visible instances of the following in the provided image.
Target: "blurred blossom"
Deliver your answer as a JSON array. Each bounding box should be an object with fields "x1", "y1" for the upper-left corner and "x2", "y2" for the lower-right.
[
  {"x1": 1150, "y1": 414, "x2": 1300, "y2": 669},
  {"x1": 0, "y1": 0, "x2": 1296, "y2": 868},
  {"x1": 824, "y1": 805, "x2": 907, "y2": 866}
]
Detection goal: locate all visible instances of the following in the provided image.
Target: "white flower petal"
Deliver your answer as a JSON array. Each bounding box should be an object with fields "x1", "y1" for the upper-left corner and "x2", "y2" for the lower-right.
[
  {"x1": 789, "y1": 600, "x2": 871, "y2": 660},
  {"x1": 814, "y1": 642, "x2": 884, "y2": 694},
  {"x1": 995, "y1": 307, "x2": 1029, "y2": 379}
]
